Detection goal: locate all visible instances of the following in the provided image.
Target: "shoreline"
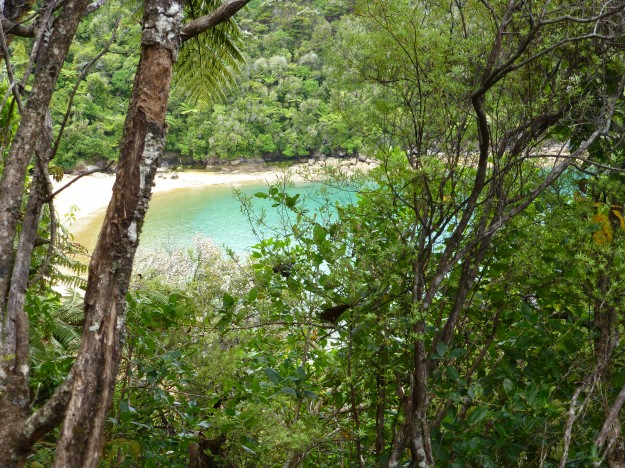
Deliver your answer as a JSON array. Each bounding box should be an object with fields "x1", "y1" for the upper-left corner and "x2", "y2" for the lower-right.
[
  {"x1": 52, "y1": 168, "x2": 302, "y2": 259},
  {"x1": 52, "y1": 160, "x2": 375, "y2": 245},
  {"x1": 52, "y1": 168, "x2": 297, "y2": 223},
  {"x1": 53, "y1": 159, "x2": 376, "y2": 224}
]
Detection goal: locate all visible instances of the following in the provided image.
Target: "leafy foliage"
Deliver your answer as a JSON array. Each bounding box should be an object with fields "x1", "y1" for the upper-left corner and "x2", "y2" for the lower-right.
[{"x1": 14, "y1": 0, "x2": 625, "y2": 466}]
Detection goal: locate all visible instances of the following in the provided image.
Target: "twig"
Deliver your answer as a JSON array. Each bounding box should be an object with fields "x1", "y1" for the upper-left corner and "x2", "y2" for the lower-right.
[
  {"x1": 560, "y1": 386, "x2": 584, "y2": 468},
  {"x1": 46, "y1": 162, "x2": 114, "y2": 202},
  {"x1": 0, "y1": 16, "x2": 24, "y2": 113},
  {"x1": 525, "y1": 154, "x2": 625, "y2": 174},
  {"x1": 18, "y1": 1, "x2": 58, "y2": 98}
]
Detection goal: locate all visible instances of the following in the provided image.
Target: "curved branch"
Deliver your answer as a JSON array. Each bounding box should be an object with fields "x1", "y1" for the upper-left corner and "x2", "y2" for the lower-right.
[
  {"x1": 0, "y1": 17, "x2": 33, "y2": 36},
  {"x1": 525, "y1": 154, "x2": 625, "y2": 174},
  {"x1": 540, "y1": 6, "x2": 625, "y2": 26},
  {"x1": 46, "y1": 162, "x2": 114, "y2": 202},
  {"x1": 180, "y1": 0, "x2": 250, "y2": 42}
]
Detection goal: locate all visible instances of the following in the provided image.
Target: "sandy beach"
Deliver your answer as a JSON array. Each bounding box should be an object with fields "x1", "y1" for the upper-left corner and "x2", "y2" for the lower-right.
[
  {"x1": 52, "y1": 168, "x2": 300, "y2": 224},
  {"x1": 52, "y1": 158, "x2": 375, "y2": 225},
  {"x1": 51, "y1": 160, "x2": 374, "y2": 257}
]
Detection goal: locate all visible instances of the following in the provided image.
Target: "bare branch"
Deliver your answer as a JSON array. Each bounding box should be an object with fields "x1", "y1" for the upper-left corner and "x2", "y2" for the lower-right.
[
  {"x1": 540, "y1": 6, "x2": 625, "y2": 26},
  {"x1": 1, "y1": 17, "x2": 34, "y2": 36},
  {"x1": 595, "y1": 380, "x2": 625, "y2": 452},
  {"x1": 85, "y1": 0, "x2": 107, "y2": 13},
  {"x1": 560, "y1": 386, "x2": 585, "y2": 468},
  {"x1": 20, "y1": 374, "x2": 73, "y2": 448},
  {"x1": 46, "y1": 162, "x2": 114, "y2": 202},
  {"x1": 491, "y1": 33, "x2": 622, "y2": 86},
  {"x1": 525, "y1": 154, "x2": 625, "y2": 174},
  {"x1": 51, "y1": 19, "x2": 120, "y2": 159},
  {"x1": 0, "y1": 16, "x2": 24, "y2": 113}
]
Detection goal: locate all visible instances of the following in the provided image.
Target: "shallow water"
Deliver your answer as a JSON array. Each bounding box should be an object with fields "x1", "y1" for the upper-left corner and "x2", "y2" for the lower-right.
[{"x1": 72, "y1": 181, "x2": 356, "y2": 258}]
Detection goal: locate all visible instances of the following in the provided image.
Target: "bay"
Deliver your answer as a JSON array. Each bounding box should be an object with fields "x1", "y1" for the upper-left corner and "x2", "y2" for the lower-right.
[{"x1": 73, "y1": 181, "x2": 357, "y2": 256}]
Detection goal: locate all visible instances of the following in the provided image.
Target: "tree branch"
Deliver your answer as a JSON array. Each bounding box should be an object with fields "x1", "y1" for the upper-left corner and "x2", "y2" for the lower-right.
[
  {"x1": 46, "y1": 162, "x2": 114, "y2": 202},
  {"x1": 85, "y1": 0, "x2": 107, "y2": 13},
  {"x1": 595, "y1": 380, "x2": 625, "y2": 452},
  {"x1": 524, "y1": 154, "x2": 625, "y2": 174},
  {"x1": 0, "y1": 14, "x2": 24, "y2": 113},
  {"x1": 51, "y1": 19, "x2": 120, "y2": 159},
  {"x1": 540, "y1": 6, "x2": 625, "y2": 26},
  {"x1": 1, "y1": 17, "x2": 34, "y2": 36},
  {"x1": 180, "y1": 0, "x2": 251, "y2": 43},
  {"x1": 20, "y1": 374, "x2": 73, "y2": 448}
]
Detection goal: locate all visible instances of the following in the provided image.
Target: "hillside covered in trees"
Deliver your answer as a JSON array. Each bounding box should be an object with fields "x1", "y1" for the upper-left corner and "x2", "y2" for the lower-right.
[
  {"x1": 2, "y1": 1, "x2": 625, "y2": 467},
  {"x1": 49, "y1": 0, "x2": 361, "y2": 169}
]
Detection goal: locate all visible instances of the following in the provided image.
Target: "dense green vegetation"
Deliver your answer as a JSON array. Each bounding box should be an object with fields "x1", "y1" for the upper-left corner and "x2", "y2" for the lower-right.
[
  {"x1": 44, "y1": 0, "x2": 362, "y2": 170},
  {"x1": 27, "y1": 169, "x2": 625, "y2": 466},
  {"x1": 3, "y1": 0, "x2": 625, "y2": 466}
]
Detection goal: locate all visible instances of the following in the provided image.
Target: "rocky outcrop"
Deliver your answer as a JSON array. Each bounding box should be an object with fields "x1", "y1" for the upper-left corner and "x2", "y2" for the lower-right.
[{"x1": 205, "y1": 158, "x2": 268, "y2": 173}]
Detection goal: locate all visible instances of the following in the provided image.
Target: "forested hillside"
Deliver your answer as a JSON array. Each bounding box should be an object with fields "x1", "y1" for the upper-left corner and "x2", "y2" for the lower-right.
[
  {"x1": 50, "y1": 0, "x2": 359, "y2": 169},
  {"x1": 2, "y1": 1, "x2": 625, "y2": 467}
]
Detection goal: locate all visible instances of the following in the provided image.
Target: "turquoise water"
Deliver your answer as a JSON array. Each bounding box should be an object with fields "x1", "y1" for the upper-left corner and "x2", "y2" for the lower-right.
[{"x1": 75, "y1": 182, "x2": 357, "y2": 256}]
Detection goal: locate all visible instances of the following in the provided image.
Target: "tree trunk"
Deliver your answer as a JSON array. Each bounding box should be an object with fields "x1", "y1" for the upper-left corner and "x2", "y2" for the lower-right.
[
  {"x1": 592, "y1": 255, "x2": 625, "y2": 467},
  {"x1": 387, "y1": 258, "x2": 433, "y2": 467},
  {"x1": 0, "y1": 2, "x2": 89, "y2": 463},
  {"x1": 52, "y1": 0, "x2": 182, "y2": 465}
]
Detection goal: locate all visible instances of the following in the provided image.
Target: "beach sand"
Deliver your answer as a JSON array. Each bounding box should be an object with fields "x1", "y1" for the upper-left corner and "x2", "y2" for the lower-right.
[{"x1": 52, "y1": 169, "x2": 298, "y2": 224}]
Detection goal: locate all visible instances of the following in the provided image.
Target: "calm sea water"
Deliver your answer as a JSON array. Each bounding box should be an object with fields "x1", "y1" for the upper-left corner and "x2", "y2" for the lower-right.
[{"x1": 73, "y1": 181, "x2": 357, "y2": 256}]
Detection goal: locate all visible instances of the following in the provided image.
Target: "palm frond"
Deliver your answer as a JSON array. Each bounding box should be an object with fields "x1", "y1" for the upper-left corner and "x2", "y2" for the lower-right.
[{"x1": 173, "y1": 1, "x2": 245, "y2": 103}]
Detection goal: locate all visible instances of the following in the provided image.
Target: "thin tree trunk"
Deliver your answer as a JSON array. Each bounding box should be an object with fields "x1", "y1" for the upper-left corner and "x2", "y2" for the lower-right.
[
  {"x1": 53, "y1": 0, "x2": 182, "y2": 465},
  {"x1": 387, "y1": 257, "x2": 433, "y2": 468},
  {"x1": 592, "y1": 256, "x2": 625, "y2": 467},
  {"x1": 596, "y1": 380, "x2": 625, "y2": 466},
  {"x1": 374, "y1": 369, "x2": 387, "y2": 457}
]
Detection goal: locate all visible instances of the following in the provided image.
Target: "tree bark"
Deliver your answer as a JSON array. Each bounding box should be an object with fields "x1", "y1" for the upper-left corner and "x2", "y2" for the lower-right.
[
  {"x1": 0, "y1": 1, "x2": 89, "y2": 463},
  {"x1": 387, "y1": 258, "x2": 433, "y2": 468},
  {"x1": 50, "y1": 0, "x2": 249, "y2": 464},
  {"x1": 591, "y1": 254, "x2": 625, "y2": 467},
  {"x1": 53, "y1": 0, "x2": 182, "y2": 465}
]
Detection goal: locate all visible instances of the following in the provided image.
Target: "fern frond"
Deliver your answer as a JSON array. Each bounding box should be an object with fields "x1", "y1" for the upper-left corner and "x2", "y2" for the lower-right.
[{"x1": 173, "y1": 1, "x2": 245, "y2": 103}]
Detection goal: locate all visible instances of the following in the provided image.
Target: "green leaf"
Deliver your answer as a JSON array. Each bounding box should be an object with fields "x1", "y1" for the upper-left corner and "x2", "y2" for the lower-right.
[
  {"x1": 436, "y1": 341, "x2": 448, "y2": 357},
  {"x1": 446, "y1": 366, "x2": 460, "y2": 381},
  {"x1": 448, "y1": 347, "x2": 466, "y2": 359},
  {"x1": 264, "y1": 367, "x2": 280, "y2": 385},
  {"x1": 281, "y1": 386, "x2": 297, "y2": 396},
  {"x1": 285, "y1": 193, "x2": 300, "y2": 208},
  {"x1": 467, "y1": 405, "x2": 489, "y2": 425},
  {"x1": 520, "y1": 302, "x2": 533, "y2": 320},
  {"x1": 222, "y1": 292, "x2": 236, "y2": 309},
  {"x1": 313, "y1": 224, "x2": 327, "y2": 243},
  {"x1": 119, "y1": 400, "x2": 136, "y2": 413},
  {"x1": 503, "y1": 378, "x2": 514, "y2": 394},
  {"x1": 247, "y1": 288, "x2": 259, "y2": 302},
  {"x1": 295, "y1": 366, "x2": 306, "y2": 379}
]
